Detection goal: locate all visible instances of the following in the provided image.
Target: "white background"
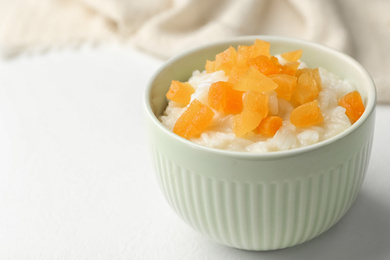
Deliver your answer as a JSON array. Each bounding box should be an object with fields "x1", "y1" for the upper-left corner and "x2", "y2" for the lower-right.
[{"x1": 0, "y1": 45, "x2": 389, "y2": 260}]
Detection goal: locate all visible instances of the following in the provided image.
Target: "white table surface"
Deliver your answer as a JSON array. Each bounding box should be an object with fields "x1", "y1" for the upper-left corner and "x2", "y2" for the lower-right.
[{"x1": 0, "y1": 45, "x2": 389, "y2": 260}]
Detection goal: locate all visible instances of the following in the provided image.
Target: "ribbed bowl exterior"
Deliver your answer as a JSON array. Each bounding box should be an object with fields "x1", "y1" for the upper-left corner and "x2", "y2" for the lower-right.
[
  {"x1": 144, "y1": 36, "x2": 377, "y2": 251},
  {"x1": 149, "y1": 133, "x2": 373, "y2": 250}
]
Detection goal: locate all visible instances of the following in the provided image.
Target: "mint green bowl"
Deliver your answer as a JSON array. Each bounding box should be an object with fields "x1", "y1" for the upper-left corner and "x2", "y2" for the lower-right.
[{"x1": 144, "y1": 36, "x2": 376, "y2": 250}]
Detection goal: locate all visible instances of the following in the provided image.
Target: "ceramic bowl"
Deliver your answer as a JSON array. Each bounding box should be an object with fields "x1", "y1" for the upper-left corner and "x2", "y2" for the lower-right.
[{"x1": 144, "y1": 36, "x2": 376, "y2": 250}]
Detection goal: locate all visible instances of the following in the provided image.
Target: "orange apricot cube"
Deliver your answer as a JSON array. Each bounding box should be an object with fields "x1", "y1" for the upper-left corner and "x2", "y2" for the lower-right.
[
  {"x1": 290, "y1": 100, "x2": 324, "y2": 127},
  {"x1": 233, "y1": 66, "x2": 278, "y2": 93},
  {"x1": 237, "y1": 40, "x2": 271, "y2": 66},
  {"x1": 214, "y1": 46, "x2": 238, "y2": 75},
  {"x1": 205, "y1": 60, "x2": 216, "y2": 73},
  {"x1": 232, "y1": 90, "x2": 269, "y2": 137},
  {"x1": 281, "y1": 62, "x2": 300, "y2": 76},
  {"x1": 281, "y1": 49, "x2": 302, "y2": 62},
  {"x1": 292, "y1": 68, "x2": 321, "y2": 104},
  {"x1": 173, "y1": 99, "x2": 214, "y2": 138},
  {"x1": 270, "y1": 74, "x2": 297, "y2": 101},
  {"x1": 255, "y1": 116, "x2": 283, "y2": 136},
  {"x1": 237, "y1": 45, "x2": 255, "y2": 66},
  {"x1": 338, "y1": 91, "x2": 365, "y2": 123},
  {"x1": 232, "y1": 111, "x2": 263, "y2": 137},
  {"x1": 228, "y1": 65, "x2": 248, "y2": 85},
  {"x1": 166, "y1": 80, "x2": 195, "y2": 106},
  {"x1": 248, "y1": 55, "x2": 282, "y2": 76},
  {"x1": 208, "y1": 81, "x2": 243, "y2": 114},
  {"x1": 296, "y1": 68, "x2": 322, "y2": 85},
  {"x1": 243, "y1": 90, "x2": 269, "y2": 118},
  {"x1": 254, "y1": 39, "x2": 271, "y2": 57}
]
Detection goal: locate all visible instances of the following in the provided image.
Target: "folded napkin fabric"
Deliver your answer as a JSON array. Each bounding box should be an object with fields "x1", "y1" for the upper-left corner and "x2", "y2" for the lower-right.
[{"x1": 0, "y1": 0, "x2": 389, "y2": 103}]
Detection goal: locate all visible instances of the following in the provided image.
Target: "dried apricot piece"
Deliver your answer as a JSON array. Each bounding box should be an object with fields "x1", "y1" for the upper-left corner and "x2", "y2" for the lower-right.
[
  {"x1": 208, "y1": 81, "x2": 228, "y2": 111},
  {"x1": 173, "y1": 99, "x2": 214, "y2": 138},
  {"x1": 292, "y1": 68, "x2": 321, "y2": 104},
  {"x1": 281, "y1": 50, "x2": 302, "y2": 62},
  {"x1": 290, "y1": 100, "x2": 324, "y2": 127},
  {"x1": 248, "y1": 55, "x2": 281, "y2": 76},
  {"x1": 233, "y1": 66, "x2": 278, "y2": 93},
  {"x1": 338, "y1": 91, "x2": 365, "y2": 123},
  {"x1": 205, "y1": 46, "x2": 237, "y2": 74},
  {"x1": 208, "y1": 81, "x2": 243, "y2": 114},
  {"x1": 254, "y1": 39, "x2": 271, "y2": 57},
  {"x1": 270, "y1": 74, "x2": 297, "y2": 101},
  {"x1": 166, "y1": 80, "x2": 195, "y2": 106},
  {"x1": 243, "y1": 90, "x2": 268, "y2": 116},
  {"x1": 295, "y1": 68, "x2": 322, "y2": 85},
  {"x1": 232, "y1": 90, "x2": 269, "y2": 137},
  {"x1": 214, "y1": 46, "x2": 238, "y2": 75},
  {"x1": 255, "y1": 116, "x2": 283, "y2": 136},
  {"x1": 309, "y1": 68, "x2": 322, "y2": 87},
  {"x1": 205, "y1": 60, "x2": 216, "y2": 73},
  {"x1": 232, "y1": 111, "x2": 263, "y2": 137},
  {"x1": 237, "y1": 45, "x2": 255, "y2": 67},
  {"x1": 270, "y1": 56, "x2": 281, "y2": 65},
  {"x1": 228, "y1": 65, "x2": 248, "y2": 85},
  {"x1": 225, "y1": 90, "x2": 244, "y2": 114},
  {"x1": 281, "y1": 62, "x2": 300, "y2": 76},
  {"x1": 237, "y1": 39, "x2": 271, "y2": 66}
]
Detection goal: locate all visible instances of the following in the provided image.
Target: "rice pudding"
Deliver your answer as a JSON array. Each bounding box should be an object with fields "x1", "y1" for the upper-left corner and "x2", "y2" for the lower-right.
[{"x1": 160, "y1": 40, "x2": 365, "y2": 152}]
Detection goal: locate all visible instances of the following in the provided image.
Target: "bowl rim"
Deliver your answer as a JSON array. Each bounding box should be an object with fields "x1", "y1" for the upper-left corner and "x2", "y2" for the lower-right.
[{"x1": 144, "y1": 35, "x2": 377, "y2": 159}]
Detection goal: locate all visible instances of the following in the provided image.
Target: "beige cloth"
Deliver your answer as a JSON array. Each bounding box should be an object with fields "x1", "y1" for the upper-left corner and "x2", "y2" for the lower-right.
[{"x1": 0, "y1": 0, "x2": 389, "y2": 103}]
